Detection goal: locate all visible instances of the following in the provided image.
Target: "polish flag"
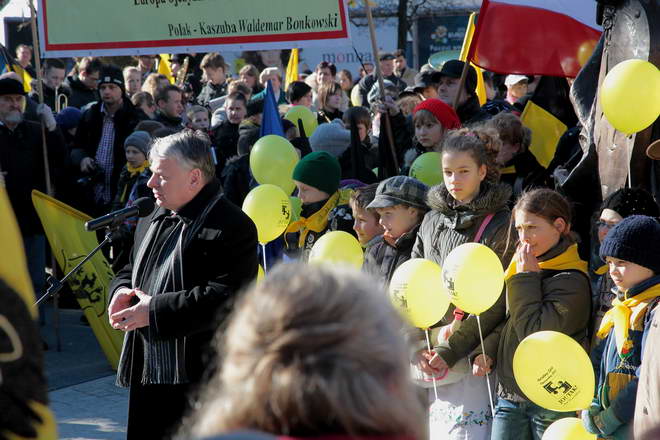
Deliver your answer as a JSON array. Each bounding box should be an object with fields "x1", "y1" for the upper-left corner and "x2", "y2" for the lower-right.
[{"x1": 468, "y1": 0, "x2": 602, "y2": 77}]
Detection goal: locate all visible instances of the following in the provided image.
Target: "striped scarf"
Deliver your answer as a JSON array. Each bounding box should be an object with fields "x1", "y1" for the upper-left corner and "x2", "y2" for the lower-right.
[{"x1": 116, "y1": 192, "x2": 223, "y2": 387}]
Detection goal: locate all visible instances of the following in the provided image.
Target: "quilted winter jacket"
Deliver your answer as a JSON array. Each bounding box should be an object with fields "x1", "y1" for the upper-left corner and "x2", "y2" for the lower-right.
[{"x1": 410, "y1": 182, "x2": 514, "y2": 367}]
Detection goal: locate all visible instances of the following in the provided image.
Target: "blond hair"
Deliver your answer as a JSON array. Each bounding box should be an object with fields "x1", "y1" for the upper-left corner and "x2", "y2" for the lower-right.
[{"x1": 189, "y1": 264, "x2": 425, "y2": 439}]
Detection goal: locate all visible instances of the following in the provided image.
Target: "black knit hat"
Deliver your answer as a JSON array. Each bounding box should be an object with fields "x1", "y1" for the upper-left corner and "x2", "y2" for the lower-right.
[
  {"x1": 600, "y1": 215, "x2": 660, "y2": 274},
  {"x1": 98, "y1": 65, "x2": 125, "y2": 91},
  {"x1": 438, "y1": 60, "x2": 477, "y2": 95},
  {"x1": 600, "y1": 187, "x2": 660, "y2": 219},
  {"x1": 0, "y1": 78, "x2": 26, "y2": 96}
]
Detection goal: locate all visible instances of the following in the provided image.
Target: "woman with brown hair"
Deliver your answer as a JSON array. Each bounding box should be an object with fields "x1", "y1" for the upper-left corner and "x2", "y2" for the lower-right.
[
  {"x1": 316, "y1": 81, "x2": 344, "y2": 125},
  {"x1": 189, "y1": 264, "x2": 425, "y2": 440}
]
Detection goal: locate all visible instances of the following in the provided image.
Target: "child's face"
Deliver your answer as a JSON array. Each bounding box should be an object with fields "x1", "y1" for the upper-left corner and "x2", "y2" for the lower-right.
[
  {"x1": 606, "y1": 257, "x2": 655, "y2": 291},
  {"x1": 376, "y1": 205, "x2": 420, "y2": 242},
  {"x1": 414, "y1": 119, "x2": 444, "y2": 149},
  {"x1": 189, "y1": 111, "x2": 209, "y2": 130},
  {"x1": 352, "y1": 205, "x2": 384, "y2": 245},
  {"x1": 597, "y1": 208, "x2": 623, "y2": 243},
  {"x1": 125, "y1": 146, "x2": 146, "y2": 168},
  {"x1": 514, "y1": 210, "x2": 566, "y2": 257},
  {"x1": 357, "y1": 123, "x2": 369, "y2": 142},
  {"x1": 442, "y1": 151, "x2": 486, "y2": 204},
  {"x1": 294, "y1": 180, "x2": 330, "y2": 205}
]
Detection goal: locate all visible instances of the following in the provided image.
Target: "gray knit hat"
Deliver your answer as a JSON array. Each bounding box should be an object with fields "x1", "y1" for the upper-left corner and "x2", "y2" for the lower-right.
[
  {"x1": 309, "y1": 119, "x2": 350, "y2": 158},
  {"x1": 367, "y1": 176, "x2": 429, "y2": 210},
  {"x1": 124, "y1": 131, "x2": 152, "y2": 156}
]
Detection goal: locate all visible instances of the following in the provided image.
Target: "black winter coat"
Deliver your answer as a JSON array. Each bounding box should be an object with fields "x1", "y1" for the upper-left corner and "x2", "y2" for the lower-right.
[
  {"x1": 0, "y1": 121, "x2": 67, "y2": 236},
  {"x1": 63, "y1": 75, "x2": 98, "y2": 109},
  {"x1": 363, "y1": 224, "x2": 421, "y2": 285},
  {"x1": 108, "y1": 178, "x2": 258, "y2": 383}
]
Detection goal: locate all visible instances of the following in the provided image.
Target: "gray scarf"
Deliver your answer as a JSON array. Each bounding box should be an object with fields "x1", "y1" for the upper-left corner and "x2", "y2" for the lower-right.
[{"x1": 116, "y1": 193, "x2": 222, "y2": 387}]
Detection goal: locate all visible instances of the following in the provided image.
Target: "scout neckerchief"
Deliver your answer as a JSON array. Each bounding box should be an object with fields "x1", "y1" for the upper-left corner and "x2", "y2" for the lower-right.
[
  {"x1": 285, "y1": 189, "x2": 352, "y2": 247},
  {"x1": 596, "y1": 283, "x2": 660, "y2": 358},
  {"x1": 504, "y1": 242, "x2": 588, "y2": 281}
]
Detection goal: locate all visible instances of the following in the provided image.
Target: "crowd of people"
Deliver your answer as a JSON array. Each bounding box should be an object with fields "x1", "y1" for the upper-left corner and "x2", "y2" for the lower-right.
[{"x1": 1, "y1": 44, "x2": 659, "y2": 440}]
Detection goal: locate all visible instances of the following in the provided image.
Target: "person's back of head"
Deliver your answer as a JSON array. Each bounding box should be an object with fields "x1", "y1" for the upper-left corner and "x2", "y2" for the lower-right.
[{"x1": 189, "y1": 263, "x2": 425, "y2": 439}]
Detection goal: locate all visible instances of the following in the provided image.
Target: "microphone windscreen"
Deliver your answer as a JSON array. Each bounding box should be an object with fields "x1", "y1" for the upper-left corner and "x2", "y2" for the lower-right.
[{"x1": 134, "y1": 197, "x2": 156, "y2": 218}]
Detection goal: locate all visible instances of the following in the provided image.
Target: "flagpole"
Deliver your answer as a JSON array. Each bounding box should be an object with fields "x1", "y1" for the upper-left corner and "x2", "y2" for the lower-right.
[
  {"x1": 453, "y1": 11, "x2": 481, "y2": 110},
  {"x1": 364, "y1": 0, "x2": 399, "y2": 172},
  {"x1": 29, "y1": 0, "x2": 61, "y2": 352}
]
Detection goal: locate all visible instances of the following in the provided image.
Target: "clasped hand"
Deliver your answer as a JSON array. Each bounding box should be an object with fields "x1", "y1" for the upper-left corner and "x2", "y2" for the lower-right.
[{"x1": 107, "y1": 287, "x2": 151, "y2": 332}]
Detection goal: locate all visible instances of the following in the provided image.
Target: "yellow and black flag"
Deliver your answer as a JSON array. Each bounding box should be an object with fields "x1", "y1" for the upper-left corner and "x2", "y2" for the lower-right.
[
  {"x1": 0, "y1": 185, "x2": 57, "y2": 440},
  {"x1": 0, "y1": 43, "x2": 32, "y2": 93},
  {"x1": 520, "y1": 76, "x2": 578, "y2": 168}
]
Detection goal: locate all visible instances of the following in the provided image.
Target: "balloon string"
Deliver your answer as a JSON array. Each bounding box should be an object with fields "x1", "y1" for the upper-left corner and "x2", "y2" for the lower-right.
[
  {"x1": 477, "y1": 315, "x2": 495, "y2": 418},
  {"x1": 261, "y1": 243, "x2": 268, "y2": 273},
  {"x1": 424, "y1": 328, "x2": 439, "y2": 401}
]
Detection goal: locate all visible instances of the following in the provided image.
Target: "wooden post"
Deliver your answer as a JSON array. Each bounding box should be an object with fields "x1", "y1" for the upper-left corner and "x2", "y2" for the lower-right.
[
  {"x1": 29, "y1": 0, "x2": 61, "y2": 352},
  {"x1": 364, "y1": 0, "x2": 399, "y2": 172},
  {"x1": 452, "y1": 61, "x2": 471, "y2": 111}
]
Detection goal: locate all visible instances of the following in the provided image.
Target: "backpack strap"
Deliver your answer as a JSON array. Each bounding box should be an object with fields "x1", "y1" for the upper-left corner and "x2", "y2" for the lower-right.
[
  {"x1": 453, "y1": 213, "x2": 497, "y2": 319},
  {"x1": 473, "y1": 213, "x2": 495, "y2": 243}
]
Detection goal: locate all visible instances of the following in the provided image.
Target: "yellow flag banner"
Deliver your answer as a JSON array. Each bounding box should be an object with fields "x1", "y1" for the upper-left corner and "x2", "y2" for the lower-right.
[
  {"x1": 0, "y1": 186, "x2": 58, "y2": 440},
  {"x1": 520, "y1": 100, "x2": 567, "y2": 168},
  {"x1": 285, "y1": 48, "x2": 299, "y2": 89},
  {"x1": 31, "y1": 190, "x2": 123, "y2": 369},
  {"x1": 158, "y1": 54, "x2": 175, "y2": 84},
  {"x1": 460, "y1": 12, "x2": 487, "y2": 106}
]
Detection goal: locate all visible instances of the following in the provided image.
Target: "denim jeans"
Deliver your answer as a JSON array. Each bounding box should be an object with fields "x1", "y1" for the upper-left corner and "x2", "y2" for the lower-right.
[{"x1": 490, "y1": 397, "x2": 575, "y2": 440}]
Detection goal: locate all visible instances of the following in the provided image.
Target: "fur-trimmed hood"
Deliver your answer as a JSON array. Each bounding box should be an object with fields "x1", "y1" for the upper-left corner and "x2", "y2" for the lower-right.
[{"x1": 427, "y1": 182, "x2": 511, "y2": 216}]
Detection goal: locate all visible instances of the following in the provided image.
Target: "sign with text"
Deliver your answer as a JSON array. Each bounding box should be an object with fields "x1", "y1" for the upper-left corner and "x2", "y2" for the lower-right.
[{"x1": 38, "y1": 0, "x2": 350, "y2": 57}]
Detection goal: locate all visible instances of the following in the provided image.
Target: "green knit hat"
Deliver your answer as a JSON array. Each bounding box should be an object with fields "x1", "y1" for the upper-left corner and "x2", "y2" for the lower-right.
[{"x1": 292, "y1": 151, "x2": 341, "y2": 195}]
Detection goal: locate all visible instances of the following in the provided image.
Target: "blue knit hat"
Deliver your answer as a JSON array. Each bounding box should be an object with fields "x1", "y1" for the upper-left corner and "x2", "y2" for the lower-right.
[
  {"x1": 600, "y1": 215, "x2": 660, "y2": 274},
  {"x1": 55, "y1": 107, "x2": 82, "y2": 131}
]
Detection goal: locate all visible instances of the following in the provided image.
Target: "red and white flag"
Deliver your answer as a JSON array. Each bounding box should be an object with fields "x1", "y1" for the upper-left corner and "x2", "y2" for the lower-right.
[{"x1": 468, "y1": 0, "x2": 602, "y2": 77}]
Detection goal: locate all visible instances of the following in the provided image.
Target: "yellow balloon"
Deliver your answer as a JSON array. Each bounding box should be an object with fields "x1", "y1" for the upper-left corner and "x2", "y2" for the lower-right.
[
  {"x1": 242, "y1": 184, "x2": 292, "y2": 244},
  {"x1": 249, "y1": 135, "x2": 299, "y2": 195},
  {"x1": 308, "y1": 231, "x2": 363, "y2": 268},
  {"x1": 389, "y1": 259, "x2": 451, "y2": 329},
  {"x1": 441, "y1": 243, "x2": 504, "y2": 315},
  {"x1": 542, "y1": 417, "x2": 596, "y2": 440},
  {"x1": 513, "y1": 331, "x2": 595, "y2": 412},
  {"x1": 284, "y1": 105, "x2": 318, "y2": 137},
  {"x1": 600, "y1": 59, "x2": 660, "y2": 135}
]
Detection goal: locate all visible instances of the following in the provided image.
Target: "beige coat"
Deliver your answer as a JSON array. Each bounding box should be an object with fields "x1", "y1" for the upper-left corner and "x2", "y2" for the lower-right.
[{"x1": 634, "y1": 310, "x2": 660, "y2": 439}]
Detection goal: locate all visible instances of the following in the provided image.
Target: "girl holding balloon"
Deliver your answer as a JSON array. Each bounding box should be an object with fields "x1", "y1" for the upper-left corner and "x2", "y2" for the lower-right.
[
  {"x1": 481, "y1": 189, "x2": 591, "y2": 440},
  {"x1": 410, "y1": 128, "x2": 513, "y2": 439}
]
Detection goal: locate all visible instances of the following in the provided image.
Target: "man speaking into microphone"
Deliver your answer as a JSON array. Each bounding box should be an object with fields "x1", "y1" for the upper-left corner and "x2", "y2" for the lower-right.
[{"x1": 107, "y1": 130, "x2": 258, "y2": 439}]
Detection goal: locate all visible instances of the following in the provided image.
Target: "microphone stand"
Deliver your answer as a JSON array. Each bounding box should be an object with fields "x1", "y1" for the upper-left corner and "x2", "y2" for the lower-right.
[{"x1": 35, "y1": 224, "x2": 118, "y2": 307}]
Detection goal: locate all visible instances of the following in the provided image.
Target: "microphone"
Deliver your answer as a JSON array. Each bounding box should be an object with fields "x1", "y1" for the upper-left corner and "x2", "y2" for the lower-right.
[{"x1": 85, "y1": 197, "x2": 155, "y2": 232}]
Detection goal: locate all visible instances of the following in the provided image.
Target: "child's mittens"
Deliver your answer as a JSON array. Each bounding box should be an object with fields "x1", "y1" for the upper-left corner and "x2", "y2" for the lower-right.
[
  {"x1": 581, "y1": 405, "x2": 623, "y2": 436},
  {"x1": 581, "y1": 407, "x2": 600, "y2": 435},
  {"x1": 592, "y1": 406, "x2": 624, "y2": 436}
]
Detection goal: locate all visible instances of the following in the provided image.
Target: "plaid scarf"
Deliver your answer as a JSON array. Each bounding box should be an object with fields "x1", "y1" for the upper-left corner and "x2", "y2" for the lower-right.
[{"x1": 116, "y1": 192, "x2": 223, "y2": 387}]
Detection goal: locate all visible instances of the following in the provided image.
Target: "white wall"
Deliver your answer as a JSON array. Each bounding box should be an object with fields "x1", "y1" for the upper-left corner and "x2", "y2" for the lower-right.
[{"x1": 0, "y1": 0, "x2": 33, "y2": 47}]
